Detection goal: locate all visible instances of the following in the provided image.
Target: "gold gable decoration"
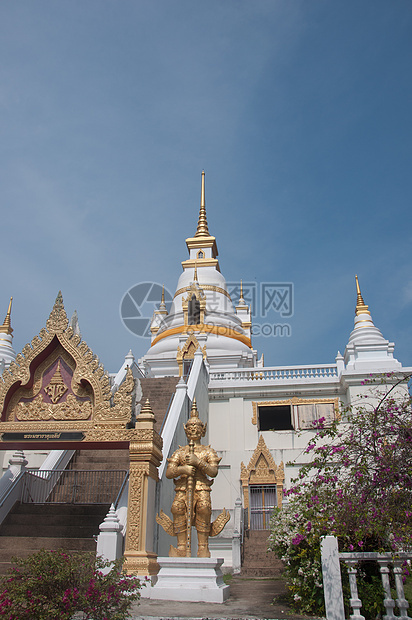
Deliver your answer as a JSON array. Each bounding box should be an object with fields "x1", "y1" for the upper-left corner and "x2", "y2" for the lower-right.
[
  {"x1": 240, "y1": 436, "x2": 285, "y2": 528},
  {"x1": 182, "y1": 282, "x2": 206, "y2": 327},
  {"x1": 176, "y1": 332, "x2": 207, "y2": 377},
  {"x1": 0, "y1": 292, "x2": 134, "y2": 431}
]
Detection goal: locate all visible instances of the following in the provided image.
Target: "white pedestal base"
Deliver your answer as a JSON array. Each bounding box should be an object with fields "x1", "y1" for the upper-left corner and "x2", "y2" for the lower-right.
[{"x1": 141, "y1": 557, "x2": 230, "y2": 603}]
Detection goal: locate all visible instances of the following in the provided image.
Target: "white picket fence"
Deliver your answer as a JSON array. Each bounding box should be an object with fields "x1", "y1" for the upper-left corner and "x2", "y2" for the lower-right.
[{"x1": 321, "y1": 536, "x2": 412, "y2": 620}]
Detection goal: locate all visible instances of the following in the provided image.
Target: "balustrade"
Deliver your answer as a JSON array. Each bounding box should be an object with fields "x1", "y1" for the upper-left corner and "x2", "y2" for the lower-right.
[
  {"x1": 209, "y1": 364, "x2": 339, "y2": 383},
  {"x1": 321, "y1": 538, "x2": 412, "y2": 620}
]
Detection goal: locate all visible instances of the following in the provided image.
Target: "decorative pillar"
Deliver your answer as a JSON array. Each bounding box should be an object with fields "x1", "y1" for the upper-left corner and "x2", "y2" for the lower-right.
[
  {"x1": 124, "y1": 399, "x2": 163, "y2": 576},
  {"x1": 377, "y1": 560, "x2": 396, "y2": 620},
  {"x1": 96, "y1": 504, "x2": 123, "y2": 574},
  {"x1": 393, "y1": 561, "x2": 410, "y2": 620},
  {"x1": 345, "y1": 560, "x2": 365, "y2": 620},
  {"x1": 8, "y1": 450, "x2": 28, "y2": 479}
]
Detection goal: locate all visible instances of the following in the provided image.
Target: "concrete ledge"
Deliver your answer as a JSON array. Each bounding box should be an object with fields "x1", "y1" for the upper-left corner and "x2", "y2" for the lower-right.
[{"x1": 141, "y1": 557, "x2": 230, "y2": 603}]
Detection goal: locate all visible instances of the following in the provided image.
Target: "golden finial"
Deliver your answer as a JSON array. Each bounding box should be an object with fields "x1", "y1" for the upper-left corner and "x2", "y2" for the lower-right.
[
  {"x1": 46, "y1": 291, "x2": 68, "y2": 333},
  {"x1": 194, "y1": 263, "x2": 198, "y2": 282},
  {"x1": 239, "y1": 280, "x2": 245, "y2": 304},
  {"x1": 161, "y1": 285, "x2": 165, "y2": 305},
  {"x1": 194, "y1": 170, "x2": 210, "y2": 237},
  {"x1": 0, "y1": 297, "x2": 13, "y2": 335},
  {"x1": 355, "y1": 275, "x2": 370, "y2": 316},
  {"x1": 140, "y1": 398, "x2": 156, "y2": 420}
]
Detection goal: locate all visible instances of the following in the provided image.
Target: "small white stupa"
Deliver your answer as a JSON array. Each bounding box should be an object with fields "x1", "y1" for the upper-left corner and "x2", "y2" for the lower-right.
[
  {"x1": 344, "y1": 276, "x2": 401, "y2": 373},
  {"x1": 0, "y1": 298, "x2": 16, "y2": 371}
]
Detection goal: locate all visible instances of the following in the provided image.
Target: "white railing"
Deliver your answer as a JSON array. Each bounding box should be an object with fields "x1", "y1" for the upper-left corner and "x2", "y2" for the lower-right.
[
  {"x1": 21, "y1": 469, "x2": 128, "y2": 505},
  {"x1": 159, "y1": 349, "x2": 206, "y2": 479},
  {"x1": 209, "y1": 364, "x2": 339, "y2": 383},
  {"x1": 0, "y1": 449, "x2": 76, "y2": 525},
  {"x1": 321, "y1": 536, "x2": 412, "y2": 620}
]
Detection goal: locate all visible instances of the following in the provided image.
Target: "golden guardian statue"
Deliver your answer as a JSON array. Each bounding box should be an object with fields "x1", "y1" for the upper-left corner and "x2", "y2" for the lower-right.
[{"x1": 156, "y1": 399, "x2": 230, "y2": 557}]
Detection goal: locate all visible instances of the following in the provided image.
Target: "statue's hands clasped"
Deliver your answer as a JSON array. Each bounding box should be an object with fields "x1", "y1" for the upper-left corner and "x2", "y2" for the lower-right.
[
  {"x1": 182, "y1": 452, "x2": 199, "y2": 476},
  {"x1": 180, "y1": 464, "x2": 196, "y2": 476},
  {"x1": 186, "y1": 452, "x2": 200, "y2": 467}
]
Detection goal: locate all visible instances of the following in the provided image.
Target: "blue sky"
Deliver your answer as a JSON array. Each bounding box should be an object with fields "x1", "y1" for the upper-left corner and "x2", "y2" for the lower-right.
[{"x1": 1, "y1": 1, "x2": 411, "y2": 372}]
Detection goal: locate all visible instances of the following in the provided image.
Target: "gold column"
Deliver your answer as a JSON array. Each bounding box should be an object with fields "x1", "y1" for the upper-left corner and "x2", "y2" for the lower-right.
[{"x1": 124, "y1": 399, "x2": 163, "y2": 576}]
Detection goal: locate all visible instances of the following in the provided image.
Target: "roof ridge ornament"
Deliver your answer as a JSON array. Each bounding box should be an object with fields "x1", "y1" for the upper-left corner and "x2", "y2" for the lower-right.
[
  {"x1": 355, "y1": 275, "x2": 370, "y2": 316},
  {"x1": 0, "y1": 298, "x2": 13, "y2": 335},
  {"x1": 194, "y1": 170, "x2": 210, "y2": 238},
  {"x1": 46, "y1": 291, "x2": 69, "y2": 333}
]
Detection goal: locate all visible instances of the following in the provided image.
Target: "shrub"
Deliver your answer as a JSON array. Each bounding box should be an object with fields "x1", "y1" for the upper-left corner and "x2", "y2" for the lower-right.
[
  {"x1": 0, "y1": 549, "x2": 141, "y2": 620},
  {"x1": 268, "y1": 373, "x2": 412, "y2": 619},
  {"x1": 268, "y1": 505, "x2": 324, "y2": 615}
]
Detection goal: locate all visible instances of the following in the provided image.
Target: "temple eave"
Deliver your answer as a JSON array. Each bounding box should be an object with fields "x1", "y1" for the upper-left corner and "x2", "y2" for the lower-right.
[
  {"x1": 181, "y1": 258, "x2": 220, "y2": 271},
  {"x1": 185, "y1": 236, "x2": 218, "y2": 253}
]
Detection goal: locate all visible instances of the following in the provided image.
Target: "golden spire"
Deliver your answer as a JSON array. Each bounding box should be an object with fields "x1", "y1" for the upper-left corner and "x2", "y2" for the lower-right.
[
  {"x1": 193, "y1": 262, "x2": 198, "y2": 282},
  {"x1": 239, "y1": 280, "x2": 245, "y2": 304},
  {"x1": 194, "y1": 171, "x2": 210, "y2": 237},
  {"x1": 0, "y1": 297, "x2": 13, "y2": 335},
  {"x1": 156, "y1": 285, "x2": 168, "y2": 315},
  {"x1": 140, "y1": 398, "x2": 156, "y2": 421},
  {"x1": 355, "y1": 275, "x2": 370, "y2": 316}
]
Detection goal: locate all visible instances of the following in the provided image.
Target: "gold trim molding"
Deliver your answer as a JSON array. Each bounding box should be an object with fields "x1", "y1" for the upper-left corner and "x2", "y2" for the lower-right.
[
  {"x1": 124, "y1": 400, "x2": 163, "y2": 576},
  {"x1": 174, "y1": 284, "x2": 232, "y2": 301},
  {"x1": 151, "y1": 324, "x2": 251, "y2": 349}
]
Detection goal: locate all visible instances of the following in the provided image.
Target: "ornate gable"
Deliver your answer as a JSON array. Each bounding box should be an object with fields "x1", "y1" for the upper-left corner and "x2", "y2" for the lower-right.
[
  {"x1": 176, "y1": 332, "x2": 207, "y2": 376},
  {"x1": 0, "y1": 292, "x2": 134, "y2": 432},
  {"x1": 240, "y1": 436, "x2": 285, "y2": 524},
  {"x1": 240, "y1": 435, "x2": 284, "y2": 486}
]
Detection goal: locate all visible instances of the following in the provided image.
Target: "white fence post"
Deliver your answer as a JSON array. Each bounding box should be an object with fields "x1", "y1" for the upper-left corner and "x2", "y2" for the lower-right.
[
  {"x1": 321, "y1": 535, "x2": 345, "y2": 620},
  {"x1": 232, "y1": 497, "x2": 242, "y2": 574}
]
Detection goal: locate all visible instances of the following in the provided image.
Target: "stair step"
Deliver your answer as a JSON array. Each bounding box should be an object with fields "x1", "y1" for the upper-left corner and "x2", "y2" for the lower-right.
[
  {"x1": 0, "y1": 524, "x2": 101, "y2": 538},
  {"x1": 0, "y1": 536, "x2": 97, "y2": 551},
  {"x1": 241, "y1": 530, "x2": 284, "y2": 577},
  {"x1": 0, "y1": 445, "x2": 131, "y2": 571},
  {"x1": 2, "y1": 513, "x2": 103, "y2": 527},
  {"x1": 5, "y1": 503, "x2": 109, "y2": 516},
  {"x1": 241, "y1": 567, "x2": 282, "y2": 577}
]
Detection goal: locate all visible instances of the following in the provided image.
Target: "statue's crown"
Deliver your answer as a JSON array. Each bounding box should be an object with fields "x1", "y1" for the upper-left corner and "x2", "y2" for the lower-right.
[{"x1": 184, "y1": 399, "x2": 206, "y2": 436}]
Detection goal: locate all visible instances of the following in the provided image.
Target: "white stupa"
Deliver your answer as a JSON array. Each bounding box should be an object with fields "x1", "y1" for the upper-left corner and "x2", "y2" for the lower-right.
[
  {"x1": 142, "y1": 172, "x2": 256, "y2": 377},
  {"x1": 344, "y1": 276, "x2": 401, "y2": 373},
  {"x1": 0, "y1": 298, "x2": 16, "y2": 371}
]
